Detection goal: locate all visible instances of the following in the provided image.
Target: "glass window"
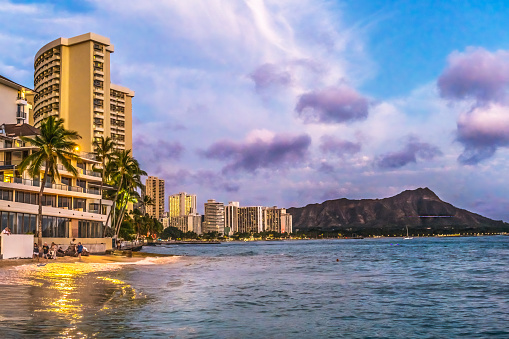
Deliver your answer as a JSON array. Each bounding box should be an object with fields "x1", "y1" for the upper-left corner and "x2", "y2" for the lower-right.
[
  {"x1": 74, "y1": 198, "x2": 86, "y2": 211},
  {"x1": 23, "y1": 214, "x2": 30, "y2": 234}
]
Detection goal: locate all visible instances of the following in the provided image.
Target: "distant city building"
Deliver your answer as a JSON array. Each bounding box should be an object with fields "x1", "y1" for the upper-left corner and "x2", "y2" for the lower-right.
[
  {"x1": 264, "y1": 206, "x2": 283, "y2": 233},
  {"x1": 169, "y1": 213, "x2": 202, "y2": 234},
  {"x1": 203, "y1": 199, "x2": 225, "y2": 234},
  {"x1": 168, "y1": 192, "x2": 197, "y2": 217},
  {"x1": 281, "y1": 209, "x2": 292, "y2": 233},
  {"x1": 145, "y1": 176, "x2": 164, "y2": 220},
  {"x1": 225, "y1": 201, "x2": 239, "y2": 235},
  {"x1": 0, "y1": 75, "x2": 34, "y2": 124},
  {"x1": 238, "y1": 206, "x2": 264, "y2": 233},
  {"x1": 32, "y1": 32, "x2": 134, "y2": 152}
]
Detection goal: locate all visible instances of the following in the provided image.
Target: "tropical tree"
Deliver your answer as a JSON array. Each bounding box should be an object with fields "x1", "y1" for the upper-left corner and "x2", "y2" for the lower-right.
[
  {"x1": 92, "y1": 136, "x2": 116, "y2": 216},
  {"x1": 140, "y1": 194, "x2": 154, "y2": 216},
  {"x1": 18, "y1": 116, "x2": 81, "y2": 246},
  {"x1": 105, "y1": 149, "x2": 146, "y2": 237}
]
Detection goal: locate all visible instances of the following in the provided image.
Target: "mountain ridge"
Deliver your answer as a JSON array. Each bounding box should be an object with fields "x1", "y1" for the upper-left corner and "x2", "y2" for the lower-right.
[{"x1": 287, "y1": 187, "x2": 508, "y2": 236}]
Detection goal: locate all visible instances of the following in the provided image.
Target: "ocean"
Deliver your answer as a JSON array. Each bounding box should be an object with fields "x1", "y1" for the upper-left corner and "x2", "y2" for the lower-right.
[{"x1": 0, "y1": 237, "x2": 508, "y2": 338}]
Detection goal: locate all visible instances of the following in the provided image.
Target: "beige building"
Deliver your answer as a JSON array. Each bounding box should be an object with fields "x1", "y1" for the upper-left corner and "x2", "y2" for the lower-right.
[
  {"x1": 145, "y1": 176, "x2": 165, "y2": 220},
  {"x1": 32, "y1": 33, "x2": 134, "y2": 152},
  {"x1": 0, "y1": 124, "x2": 113, "y2": 252},
  {"x1": 0, "y1": 75, "x2": 34, "y2": 125},
  {"x1": 203, "y1": 199, "x2": 225, "y2": 234},
  {"x1": 168, "y1": 192, "x2": 197, "y2": 217},
  {"x1": 169, "y1": 214, "x2": 202, "y2": 235},
  {"x1": 238, "y1": 206, "x2": 264, "y2": 234}
]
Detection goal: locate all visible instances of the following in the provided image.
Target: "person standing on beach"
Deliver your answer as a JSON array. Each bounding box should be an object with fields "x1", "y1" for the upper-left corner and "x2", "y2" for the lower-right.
[
  {"x1": 33, "y1": 243, "x2": 40, "y2": 262},
  {"x1": 77, "y1": 242, "x2": 83, "y2": 260},
  {"x1": 42, "y1": 242, "x2": 49, "y2": 259}
]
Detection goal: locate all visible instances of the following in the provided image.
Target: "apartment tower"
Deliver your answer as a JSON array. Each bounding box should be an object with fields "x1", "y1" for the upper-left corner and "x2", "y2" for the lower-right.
[
  {"x1": 145, "y1": 176, "x2": 165, "y2": 220},
  {"x1": 203, "y1": 199, "x2": 225, "y2": 234},
  {"x1": 168, "y1": 192, "x2": 197, "y2": 217},
  {"x1": 32, "y1": 33, "x2": 133, "y2": 152}
]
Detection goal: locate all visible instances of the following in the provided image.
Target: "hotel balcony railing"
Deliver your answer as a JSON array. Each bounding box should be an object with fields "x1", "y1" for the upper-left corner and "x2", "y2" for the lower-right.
[{"x1": 0, "y1": 175, "x2": 101, "y2": 195}]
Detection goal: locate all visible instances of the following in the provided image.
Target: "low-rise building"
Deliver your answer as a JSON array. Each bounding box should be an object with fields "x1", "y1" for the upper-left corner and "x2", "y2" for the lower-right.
[{"x1": 0, "y1": 124, "x2": 113, "y2": 252}]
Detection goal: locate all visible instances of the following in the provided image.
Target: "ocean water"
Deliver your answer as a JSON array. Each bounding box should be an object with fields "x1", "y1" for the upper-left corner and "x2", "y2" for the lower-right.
[{"x1": 1, "y1": 237, "x2": 509, "y2": 338}]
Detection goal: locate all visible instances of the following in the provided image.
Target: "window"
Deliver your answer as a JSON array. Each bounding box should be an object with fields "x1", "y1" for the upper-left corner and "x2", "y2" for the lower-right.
[
  {"x1": 58, "y1": 196, "x2": 71, "y2": 209},
  {"x1": 0, "y1": 189, "x2": 13, "y2": 201},
  {"x1": 61, "y1": 177, "x2": 71, "y2": 186},
  {"x1": 41, "y1": 195, "x2": 56, "y2": 207},
  {"x1": 15, "y1": 191, "x2": 38, "y2": 205},
  {"x1": 74, "y1": 198, "x2": 86, "y2": 211},
  {"x1": 78, "y1": 220, "x2": 104, "y2": 238}
]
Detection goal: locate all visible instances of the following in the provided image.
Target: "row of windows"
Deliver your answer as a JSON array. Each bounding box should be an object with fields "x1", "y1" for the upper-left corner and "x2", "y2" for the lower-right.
[
  {"x1": 78, "y1": 220, "x2": 104, "y2": 238},
  {"x1": 0, "y1": 211, "x2": 68, "y2": 238},
  {"x1": 0, "y1": 211, "x2": 105, "y2": 238},
  {"x1": 2, "y1": 189, "x2": 89, "y2": 212}
]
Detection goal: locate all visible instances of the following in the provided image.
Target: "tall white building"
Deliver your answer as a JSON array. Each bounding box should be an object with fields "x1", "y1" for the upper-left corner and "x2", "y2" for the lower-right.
[
  {"x1": 225, "y1": 201, "x2": 239, "y2": 236},
  {"x1": 203, "y1": 199, "x2": 225, "y2": 234}
]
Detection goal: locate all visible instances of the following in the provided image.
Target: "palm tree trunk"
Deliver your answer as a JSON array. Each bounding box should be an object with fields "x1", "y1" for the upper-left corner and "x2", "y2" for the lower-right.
[
  {"x1": 37, "y1": 164, "x2": 49, "y2": 247},
  {"x1": 115, "y1": 198, "x2": 129, "y2": 237},
  {"x1": 98, "y1": 160, "x2": 105, "y2": 217},
  {"x1": 104, "y1": 175, "x2": 123, "y2": 234}
]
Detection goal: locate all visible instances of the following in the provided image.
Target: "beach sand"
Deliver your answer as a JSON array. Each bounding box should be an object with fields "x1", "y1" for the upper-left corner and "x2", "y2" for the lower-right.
[{"x1": 0, "y1": 252, "x2": 173, "y2": 269}]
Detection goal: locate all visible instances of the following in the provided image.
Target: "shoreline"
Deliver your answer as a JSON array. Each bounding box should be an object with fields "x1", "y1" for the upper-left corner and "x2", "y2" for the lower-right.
[{"x1": 0, "y1": 252, "x2": 175, "y2": 269}]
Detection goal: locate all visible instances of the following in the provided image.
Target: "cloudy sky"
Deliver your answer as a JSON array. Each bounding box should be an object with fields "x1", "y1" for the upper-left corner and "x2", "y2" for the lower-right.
[{"x1": 2, "y1": 0, "x2": 509, "y2": 220}]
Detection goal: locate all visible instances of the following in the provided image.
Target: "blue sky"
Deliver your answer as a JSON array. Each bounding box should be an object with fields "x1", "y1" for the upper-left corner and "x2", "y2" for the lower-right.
[{"x1": 2, "y1": 0, "x2": 509, "y2": 220}]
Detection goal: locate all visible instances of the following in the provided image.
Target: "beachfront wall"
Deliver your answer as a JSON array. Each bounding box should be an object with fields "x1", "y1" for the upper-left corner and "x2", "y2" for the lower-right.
[
  {"x1": 43, "y1": 237, "x2": 113, "y2": 254},
  {"x1": 1, "y1": 234, "x2": 34, "y2": 259}
]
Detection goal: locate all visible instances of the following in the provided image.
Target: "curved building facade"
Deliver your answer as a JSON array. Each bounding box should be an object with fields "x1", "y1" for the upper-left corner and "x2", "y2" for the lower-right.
[{"x1": 32, "y1": 33, "x2": 133, "y2": 152}]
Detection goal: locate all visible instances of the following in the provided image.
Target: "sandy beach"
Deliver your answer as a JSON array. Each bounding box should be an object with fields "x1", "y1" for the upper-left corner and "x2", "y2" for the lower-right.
[{"x1": 0, "y1": 252, "x2": 173, "y2": 269}]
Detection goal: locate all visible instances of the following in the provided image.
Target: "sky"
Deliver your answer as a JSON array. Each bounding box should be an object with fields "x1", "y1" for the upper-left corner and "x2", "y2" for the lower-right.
[{"x1": 1, "y1": 0, "x2": 509, "y2": 220}]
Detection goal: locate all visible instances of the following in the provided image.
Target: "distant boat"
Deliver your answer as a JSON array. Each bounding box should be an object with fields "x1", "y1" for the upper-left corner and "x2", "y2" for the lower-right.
[{"x1": 404, "y1": 225, "x2": 413, "y2": 240}]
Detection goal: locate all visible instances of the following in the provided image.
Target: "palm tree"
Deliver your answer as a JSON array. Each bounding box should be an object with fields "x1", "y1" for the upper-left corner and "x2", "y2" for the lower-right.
[
  {"x1": 92, "y1": 136, "x2": 115, "y2": 217},
  {"x1": 140, "y1": 194, "x2": 154, "y2": 216},
  {"x1": 18, "y1": 116, "x2": 81, "y2": 246},
  {"x1": 105, "y1": 150, "x2": 146, "y2": 237}
]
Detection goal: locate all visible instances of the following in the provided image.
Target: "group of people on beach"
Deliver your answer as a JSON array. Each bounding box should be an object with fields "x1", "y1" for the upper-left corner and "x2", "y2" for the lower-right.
[{"x1": 33, "y1": 238, "x2": 86, "y2": 261}]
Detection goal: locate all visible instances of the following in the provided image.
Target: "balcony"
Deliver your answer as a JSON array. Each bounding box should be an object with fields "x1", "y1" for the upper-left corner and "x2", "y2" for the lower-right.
[{"x1": 0, "y1": 175, "x2": 102, "y2": 196}]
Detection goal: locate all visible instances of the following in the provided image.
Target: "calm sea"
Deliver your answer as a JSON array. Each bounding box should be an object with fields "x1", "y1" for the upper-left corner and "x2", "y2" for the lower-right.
[{"x1": 0, "y1": 237, "x2": 509, "y2": 338}]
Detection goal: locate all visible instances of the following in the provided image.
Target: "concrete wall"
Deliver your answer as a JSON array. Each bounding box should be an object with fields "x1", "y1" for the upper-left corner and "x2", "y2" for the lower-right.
[
  {"x1": 1, "y1": 234, "x2": 34, "y2": 259},
  {"x1": 43, "y1": 237, "x2": 113, "y2": 254}
]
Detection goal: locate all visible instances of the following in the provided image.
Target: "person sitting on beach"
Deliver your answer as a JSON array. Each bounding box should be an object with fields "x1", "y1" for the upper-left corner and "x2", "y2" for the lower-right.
[
  {"x1": 33, "y1": 243, "x2": 40, "y2": 262},
  {"x1": 49, "y1": 242, "x2": 57, "y2": 259},
  {"x1": 42, "y1": 242, "x2": 49, "y2": 259},
  {"x1": 56, "y1": 247, "x2": 65, "y2": 257},
  {"x1": 2, "y1": 227, "x2": 11, "y2": 235},
  {"x1": 77, "y1": 242, "x2": 83, "y2": 260}
]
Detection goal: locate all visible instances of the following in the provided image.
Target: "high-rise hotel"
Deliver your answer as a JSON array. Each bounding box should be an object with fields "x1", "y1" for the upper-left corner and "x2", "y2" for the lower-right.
[
  {"x1": 31, "y1": 33, "x2": 133, "y2": 152},
  {"x1": 145, "y1": 176, "x2": 165, "y2": 220}
]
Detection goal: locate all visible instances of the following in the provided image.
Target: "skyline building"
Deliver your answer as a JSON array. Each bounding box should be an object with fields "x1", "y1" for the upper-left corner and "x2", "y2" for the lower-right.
[
  {"x1": 145, "y1": 176, "x2": 165, "y2": 220},
  {"x1": 168, "y1": 192, "x2": 197, "y2": 217},
  {"x1": 238, "y1": 206, "x2": 264, "y2": 233},
  {"x1": 203, "y1": 199, "x2": 225, "y2": 234},
  {"x1": 225, "y1": 201, "x2": 239, "y2": 236},
  {"x1": 32, "y1": 32, "x2": 134, "y2": 153},
  {"x1": 0, "y1": 75, "x2": 34, "y2": 125}
]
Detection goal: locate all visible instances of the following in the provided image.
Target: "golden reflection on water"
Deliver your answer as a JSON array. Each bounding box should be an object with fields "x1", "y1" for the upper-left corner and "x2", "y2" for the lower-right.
[{"x1": 2, "y1": 262, "x2": 146, "y2": 338}]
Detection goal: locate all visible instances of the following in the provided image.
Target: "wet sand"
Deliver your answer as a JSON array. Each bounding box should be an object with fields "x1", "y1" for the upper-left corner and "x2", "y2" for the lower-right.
[{"x1": 0, "y1": 252, "x2": 173, "y2": 269}]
